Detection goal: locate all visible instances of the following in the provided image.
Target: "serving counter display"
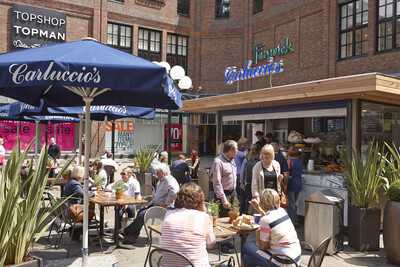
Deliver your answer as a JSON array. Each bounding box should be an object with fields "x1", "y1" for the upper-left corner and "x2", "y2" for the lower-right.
[{"x1": 297, "y1": 172, "x2": 348, "y2": 226}]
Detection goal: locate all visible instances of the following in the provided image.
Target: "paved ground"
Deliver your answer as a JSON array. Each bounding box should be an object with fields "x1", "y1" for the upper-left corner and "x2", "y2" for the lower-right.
[{"x1": 31, "y1": 158, "x2": 398, "y2": 267}]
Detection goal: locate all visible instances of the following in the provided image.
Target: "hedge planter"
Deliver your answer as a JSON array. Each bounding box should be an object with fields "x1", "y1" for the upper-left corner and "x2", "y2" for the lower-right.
[
  {"x1": 383, "y1": 201, "x2": 400, "y2": 265},
  {"x1": 8, "y1": 256, "x2": 42, "y2": 267},
  {"x1": 348, "y1": 206, "x2": 380, "y2": 251}
]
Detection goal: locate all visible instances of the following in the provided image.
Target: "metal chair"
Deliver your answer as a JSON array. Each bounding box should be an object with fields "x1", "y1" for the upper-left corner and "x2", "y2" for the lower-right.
[
  {"x1": 149, "y1": 247, "x2": 195, "y2": 267},
  {"x1": 268, "y1": 237, "x2": 332, "y2": 267},
  {"x1": 143, "y1": 206, "x2": 167, "y2": 267},
  {"x1": 103, "y1": 165, "x2": 115, "y2": 184}
]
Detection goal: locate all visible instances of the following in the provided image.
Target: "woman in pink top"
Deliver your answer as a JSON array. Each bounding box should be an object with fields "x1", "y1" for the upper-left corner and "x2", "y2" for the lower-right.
[{"x1": 160, "y1": 183, "x2": 216, "y2": 267}]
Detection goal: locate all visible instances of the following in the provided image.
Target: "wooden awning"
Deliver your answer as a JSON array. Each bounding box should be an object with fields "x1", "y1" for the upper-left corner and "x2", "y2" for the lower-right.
[{"x1": 181, "y1": 73, "x2": 400, "y2": 112}]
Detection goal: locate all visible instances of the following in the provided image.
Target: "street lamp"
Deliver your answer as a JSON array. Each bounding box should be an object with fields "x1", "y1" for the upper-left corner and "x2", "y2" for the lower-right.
[{"x1": 153, "y1": 61, "x2": 192, "y2": 164}]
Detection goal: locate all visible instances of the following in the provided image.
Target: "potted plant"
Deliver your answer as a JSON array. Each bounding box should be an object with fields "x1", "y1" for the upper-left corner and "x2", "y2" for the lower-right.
[
  {"x1": 207, "y1": 200, "x2": 220, "y2": 226},
  {"x1": 134, "y1": 146, "x2": 159, "y2": 194},
  {"x1": 341, "y1": 143, "x2": 385, "y2": 251},
  {"x1": 228, "y1": 198, "x2": 240, "y2": 223},
  {"x1": 112, "y1": 180, "x2": 128, "y2": 200},
  {"x1": 0, "y1": 144, "x2": 71, "y2": 266},
  {"x1": 93, "y1": 174, "x2": 104, "y2": 191},
  {"x1": 383, "y1": 180, "x2": 400, "y2": 264}
]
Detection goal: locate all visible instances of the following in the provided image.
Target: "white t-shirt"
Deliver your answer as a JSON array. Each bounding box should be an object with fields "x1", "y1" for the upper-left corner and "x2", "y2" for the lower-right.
[
  {"x1": 259, "y1": 208, "x2": 301, "y2": 262},
  {"x1": 101, "y1": 158, "x2": 118, "y2": 169},
  {"x1": 127, "y1": 176, "x2": 141, "y2": 196}
]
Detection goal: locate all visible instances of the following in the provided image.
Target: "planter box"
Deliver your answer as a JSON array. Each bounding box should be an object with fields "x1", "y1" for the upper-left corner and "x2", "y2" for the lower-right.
[
  {"x1": 383, "y1": 201, "x2": 400, "y2": 265},
  {"x1": 7, "y1": 256, "x2": 42, "y2": 267},
  {"x1": 348, "y1": 206, "x2": 380, "y2": 251}
]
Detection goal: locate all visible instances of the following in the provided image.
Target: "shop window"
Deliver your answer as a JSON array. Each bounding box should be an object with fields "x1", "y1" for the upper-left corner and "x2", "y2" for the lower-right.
[
  {"x1": 167, "y1": 33, "x2": 189, "y2": 74},
  {"x1": 377, "y1": 0, "x2": 400, "y2": 51},
  {"x1": 215, "y1": 0, "x2": 230, "y2": 19},
  {"x1": 339, "y1": 0, "x2": 368, "y2": 59},
  {"x1": 178, "y1": 0, "x2": 190, "y2": 16},
  {"x1": 107, "y1": 22, "x2": 132, "y2": 53},
  {"x1": 253, "y1": 0, "x2": 263, "y2": 14},
  {"x1": 138, "y1": 28, "x2": 162, "y2": 62}
]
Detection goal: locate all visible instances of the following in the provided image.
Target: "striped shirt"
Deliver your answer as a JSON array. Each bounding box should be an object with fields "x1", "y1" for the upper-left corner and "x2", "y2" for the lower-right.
[
  {"x1": 259, "y1": 208, "x2": 301, "y2": 263},
  {"x1": 160, "y1": 208, "x2": 216, "y2": 267}
]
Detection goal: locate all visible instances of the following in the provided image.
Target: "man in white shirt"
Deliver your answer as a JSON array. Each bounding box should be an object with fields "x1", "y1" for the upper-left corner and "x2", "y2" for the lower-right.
[{"x1": 101, "y1": 152, "x2": 118, "y2": 183}]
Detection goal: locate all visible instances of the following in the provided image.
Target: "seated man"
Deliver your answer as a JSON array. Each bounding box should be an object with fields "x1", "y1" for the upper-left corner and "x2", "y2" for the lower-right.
[
  {"x1": 122, "y1": 163, "x2": 179, "y2": 243},
  {"x1": 171, "y1": 154, "x2": 191, "y2": 185},
  {"x1": 107, "y1": 167, "x2": 141, "y2": 218}
]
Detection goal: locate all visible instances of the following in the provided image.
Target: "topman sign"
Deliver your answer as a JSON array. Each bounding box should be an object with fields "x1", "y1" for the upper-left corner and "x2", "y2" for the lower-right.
[
  {"x1": 11, "y1": 5, "x2": 66, "y2": 49},
  {"x1": 253, "y1": 38, "x2": 294, "y2": 64}
]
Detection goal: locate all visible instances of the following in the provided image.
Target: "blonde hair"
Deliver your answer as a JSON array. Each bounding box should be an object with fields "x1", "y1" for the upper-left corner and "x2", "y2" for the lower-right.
[
  {"x1": 260, "y1": 144, "x2": 275, "y2": 160},
  {"x1": 260, "y1": 188, "x2": 280, "y2": 211},
  {"x1": 71, "y1": 166, "x2": 85, "y2": 181}
]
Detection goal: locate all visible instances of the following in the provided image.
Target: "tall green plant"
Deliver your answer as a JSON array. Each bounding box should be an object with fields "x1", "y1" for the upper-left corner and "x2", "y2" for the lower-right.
[
  {"x1": 0, "y1": 143, "x2": 72, "y2": 265},
  {"x1": 381, "y1": 142, "x2": 400, "y2": 186},
  {"x1": 341, "y1": 143, "x2": 385, "y2": 209},
  {"x1": 134, "y1": 146, "x2": 159, "y2": 173}
]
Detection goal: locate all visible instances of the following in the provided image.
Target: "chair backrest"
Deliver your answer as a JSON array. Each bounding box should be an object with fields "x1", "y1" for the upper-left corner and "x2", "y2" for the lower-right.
[
  {"x1": 149, "y1": 247, "x2": 194, "y2": 267},
  {"x1": 144, "y1": 206, "x2": 167, "y2": 241},
  {"x1": 103, "y1": 165, "x2": 115, "y2": 184},
  {"x1": 307, "y1": 237, "x2": 332, "y2": 267}
]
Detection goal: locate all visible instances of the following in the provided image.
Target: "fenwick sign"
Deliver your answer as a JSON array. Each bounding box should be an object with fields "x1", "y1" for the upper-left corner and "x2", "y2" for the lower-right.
[
  {"x1": 253, "y1": 38, "x2": 294, "y2": 64},
  {"x1": 224, "y1": 58, "x2": 284, "y2": 85},
  {"x1": 11, "y1": 4, "x2": 66, "y2": 49}
]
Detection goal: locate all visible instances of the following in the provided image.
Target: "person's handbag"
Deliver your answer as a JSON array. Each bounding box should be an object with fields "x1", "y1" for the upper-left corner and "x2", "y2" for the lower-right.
[
  {"x1": 279, "y1": 191, "x2": 289, "y2": 209},
  {"x1": 68, "y1": 203, "x2": 95, "y2": 223}
]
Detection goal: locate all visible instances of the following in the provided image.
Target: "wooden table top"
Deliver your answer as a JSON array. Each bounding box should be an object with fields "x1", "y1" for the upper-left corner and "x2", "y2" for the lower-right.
[{"x1": 90, "y1": 192, "x2": 148, "y2": 206}]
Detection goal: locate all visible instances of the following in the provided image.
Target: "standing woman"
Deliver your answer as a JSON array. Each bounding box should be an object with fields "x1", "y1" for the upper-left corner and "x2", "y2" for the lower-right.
[
  {"x1": 190, "y1": 149, "x2": 200, "y2": 181},
  {"x1": 287, "y1": 147, "x2": 303, "y2": 225},
  {"x1": 252, "y1": 144, "x2": 283, "y2": 200}
]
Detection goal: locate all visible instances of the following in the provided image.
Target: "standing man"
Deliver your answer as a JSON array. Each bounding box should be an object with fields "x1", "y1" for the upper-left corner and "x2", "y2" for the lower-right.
[
  {"x1": 48, "y1": 137, "x2": 61, "y2": 160},
  {"x1": 212, "y1": 140, "x2": 238, "y2": 215},
  {"x1": 212, "y1": 140, "x2": 238, "y2": 253},
  {"x1": 101, "y1": 152, "x2": 119, "y2": 183},
  {"x1": 171, "y1": 154, "x2": 191, "y2": 185}
]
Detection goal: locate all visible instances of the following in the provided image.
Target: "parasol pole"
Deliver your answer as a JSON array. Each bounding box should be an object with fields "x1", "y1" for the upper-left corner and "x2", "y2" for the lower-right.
[
  {"x1": 78, "y1": 114, "x2": 83, "y2": 165},
  {"x1": 82, "y1": 97, "x2": 92, "y2": 267}
]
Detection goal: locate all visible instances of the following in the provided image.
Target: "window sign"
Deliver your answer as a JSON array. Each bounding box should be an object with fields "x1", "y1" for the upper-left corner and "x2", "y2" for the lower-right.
[{"x1": 11, "y1": 4, "x2": 66, "y2": 49}]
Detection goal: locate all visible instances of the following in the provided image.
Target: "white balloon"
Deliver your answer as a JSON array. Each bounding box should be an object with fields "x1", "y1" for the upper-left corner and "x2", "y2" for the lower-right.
[
  {"x1": 159, "y1": 61, "x2": 171, "y2": 72},
  {"x1": 178, "y1": 76, "x2": 192, "y2": 90},
  {"x1": 170, "y1": 65, "x2": 185, "y2": 80}
]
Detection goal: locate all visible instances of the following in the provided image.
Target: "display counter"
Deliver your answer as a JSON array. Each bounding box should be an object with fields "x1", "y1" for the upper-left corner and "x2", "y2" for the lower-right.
[{"x1": 297, "y1": 172, "x2": 348, "y2": 226}]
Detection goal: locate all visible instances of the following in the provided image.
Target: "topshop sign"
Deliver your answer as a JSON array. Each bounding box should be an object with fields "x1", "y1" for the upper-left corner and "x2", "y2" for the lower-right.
[{"x1": 11, "y1": 5, "x2": 66, "y2": 49}]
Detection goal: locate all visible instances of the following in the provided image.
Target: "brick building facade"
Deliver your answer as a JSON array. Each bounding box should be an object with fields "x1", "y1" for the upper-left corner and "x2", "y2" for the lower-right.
[{"x1": 1, "y1": 0, "x2": 400, "y2": 155}]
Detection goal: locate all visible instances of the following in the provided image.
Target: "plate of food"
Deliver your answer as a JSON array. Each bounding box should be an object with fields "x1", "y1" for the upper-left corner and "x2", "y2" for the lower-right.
[
  {"x1": 288, "y1": 130, "x2": 304, "y2": 143},
  {"x1": 232, "y1": 215, "x2": 259, "y2": 231}
]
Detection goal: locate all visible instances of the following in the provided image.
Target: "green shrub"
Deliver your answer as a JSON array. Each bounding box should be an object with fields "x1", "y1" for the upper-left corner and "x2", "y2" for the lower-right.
[{"x1": 387, "y1": 180, "x2": 400, "y2": 202}]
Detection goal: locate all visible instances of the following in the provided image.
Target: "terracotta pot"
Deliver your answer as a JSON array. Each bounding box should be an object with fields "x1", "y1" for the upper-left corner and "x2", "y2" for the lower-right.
[
  {"x1": 8, "y1": 256, "x2": 42, "y2": 267},
  {"x1": 115, "y1": 191, "x2": 125, "y2": 200},
  {"x1": 383, "y1": 201, "x2": 400, "y2": 265},
  {"x1": 348, "y1": 206, "x2": 380, "y2": 251},
  {"x1": 228, "y1": 210, "x2": 240, "y2": 224}
]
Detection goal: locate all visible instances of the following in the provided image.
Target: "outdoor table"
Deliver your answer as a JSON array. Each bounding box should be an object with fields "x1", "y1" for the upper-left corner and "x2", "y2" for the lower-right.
[{"x1": 90, "y1": 191, "x2": 147, "y2": 252}]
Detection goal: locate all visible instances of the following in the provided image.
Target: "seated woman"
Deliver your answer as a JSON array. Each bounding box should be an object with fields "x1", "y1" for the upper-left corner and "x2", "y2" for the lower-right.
[
  {"x1": 243, "y1": 189, "x2": 301, "y2": 267},
  {"x1": 160, "y1": 182, "x2": 216, "y2": 267},
  {"x1": 63, "y1": 166, "x2": 85, "y2": 206}
]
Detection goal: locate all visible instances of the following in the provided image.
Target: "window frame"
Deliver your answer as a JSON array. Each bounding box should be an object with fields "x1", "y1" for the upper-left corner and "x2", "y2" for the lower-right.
[
  {"x1": 138, "y1": 27, "x2": 162, "y2": 62},
  {"x1": 215, "y1": 0, "x2": 230, "y2": 19},
  {"x1": 167, "y1": 33, "x2": 189, "y2": 74},
  {"x1": 177, "y1": 0, "x2": 190, "y2": 17},
  {"x1": 253, "y1": 0, "x2": 263, "y2": 14},
  {"x1": 107, "y1": 22, "x2": 132, "y2": 53},
  {"x1": 338, "y1": 0, "x2": 369, "y2": 60},
  {"x1": 376, "y1": 0, "x2": 400, "y2": 52}
]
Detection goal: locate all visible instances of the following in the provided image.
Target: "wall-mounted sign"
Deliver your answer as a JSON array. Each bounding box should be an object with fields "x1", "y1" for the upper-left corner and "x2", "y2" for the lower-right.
[
  {"x1": 11, "y1": 4, "x2": 66, "y2": 49},
  {"x1": 164, "y1": 123, "x2": 183, "y2": 152},
  {"x1": 224, "y1": 58, "x2": 284, "y2": 85},
  {"x1": 253, "y1": 38, "x2": 294, "y2": 64}
]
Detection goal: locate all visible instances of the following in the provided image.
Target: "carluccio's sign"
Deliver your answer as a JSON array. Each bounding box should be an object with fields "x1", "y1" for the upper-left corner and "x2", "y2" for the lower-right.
[
  {"x1": 11, "y1": 4, "x2": 66, "y2": 49},
  {"x1": 253, "y1": 38, "x2": 294, "y2": 64}
]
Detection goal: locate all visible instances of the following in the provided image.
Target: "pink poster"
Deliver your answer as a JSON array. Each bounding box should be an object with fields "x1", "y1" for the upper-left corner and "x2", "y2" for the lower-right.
[{"x1": 0, "y1": 121, "x2": 76, "y2": 152}]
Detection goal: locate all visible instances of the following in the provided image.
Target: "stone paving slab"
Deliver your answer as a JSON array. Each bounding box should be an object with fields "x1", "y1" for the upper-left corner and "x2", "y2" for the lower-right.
[{"x1": 46, "y1": 255, "x2": 119, "y2": 267}]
